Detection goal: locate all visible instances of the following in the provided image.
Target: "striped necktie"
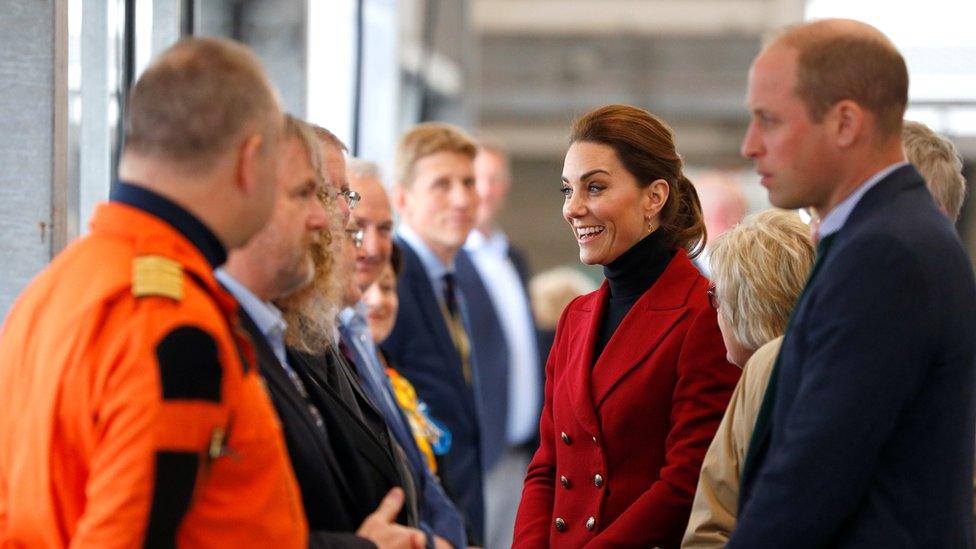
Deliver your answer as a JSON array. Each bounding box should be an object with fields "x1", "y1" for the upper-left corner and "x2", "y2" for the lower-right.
[{"x1": 442, "y1": 273, "x2": 472, "y2": 384}]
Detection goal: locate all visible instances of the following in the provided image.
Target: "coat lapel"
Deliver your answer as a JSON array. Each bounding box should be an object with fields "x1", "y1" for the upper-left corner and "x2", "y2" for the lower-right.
[
  {"x1": 238, "y1": 312, "x2": 358, "y2": 504},
  {"x1": 590, "y1": 251, "x2": 698, "y2": 407},
  {"x1": 566, "y1": 285, "x2": 606, "y2": 438}
]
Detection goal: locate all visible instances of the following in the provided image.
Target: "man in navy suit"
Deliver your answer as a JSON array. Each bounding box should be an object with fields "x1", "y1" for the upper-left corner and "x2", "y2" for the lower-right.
[
  {"x1": 384, "y1": 122, "x2": 489, "y2": 544},
  {"x1": 730, "y1": 20, "x2": 976, "y2": 546},
  {"x1": 462, "y1": 142, "x2": 543, "y2": 549}
]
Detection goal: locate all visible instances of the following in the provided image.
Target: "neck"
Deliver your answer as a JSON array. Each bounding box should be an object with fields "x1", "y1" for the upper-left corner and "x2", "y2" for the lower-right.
[
  {"x1": 476, "y1": 221, "x2": 497, "y2": 237},
  {"x1": 223, "y1": 253, "x2": 276, "y2": 302},
  {"x1": 814, "y1": 144, "x2": 905, "y2": 219},
  {"x1": 118, "y1": 153, "x2": 240, "y2": 249},
  {"x1": 428, "y1": 242, "x2": 458, "y2": 267}
]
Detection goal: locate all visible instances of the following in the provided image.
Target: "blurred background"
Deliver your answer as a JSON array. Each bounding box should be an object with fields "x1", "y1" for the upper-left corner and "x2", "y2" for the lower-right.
[{"x1": 2, "y1": 0, "x2": 975, "y2": 315}]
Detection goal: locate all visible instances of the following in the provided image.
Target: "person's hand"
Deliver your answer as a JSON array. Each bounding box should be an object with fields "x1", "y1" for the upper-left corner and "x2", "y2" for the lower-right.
[
  {"x1": 432, "y1": 535, "x2": 453, "y2": 549},
  {"x1": 356, "y1": 488, "x2": 426, "y2": 549}
]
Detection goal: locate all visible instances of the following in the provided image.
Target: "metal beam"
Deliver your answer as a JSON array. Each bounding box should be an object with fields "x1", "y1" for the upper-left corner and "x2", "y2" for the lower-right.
[{"x1": 471, "y1": 0, "x2": 802, "y2": 36}]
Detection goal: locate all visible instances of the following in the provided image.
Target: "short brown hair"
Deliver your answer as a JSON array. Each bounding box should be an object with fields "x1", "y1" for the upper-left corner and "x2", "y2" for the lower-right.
[
  {"x1": 284, "y1": 115, "x2": 324, "y2": 186},
  {"x1": 902, "y1": 120, "x2": 967, "y2": 221},
  {"x1": 570, "y1": 104, "x2": 707, "y2": 257},
  {"x1": 394, "y1": 122, "x2": 477, "y2": 187},
  {"x1": 772, "y1": 19, "x2": 908, "y2": 136},
  {"x1": 124, "y1": 37, "x2": 279, "y2": 166},
  {"x1": 710, "y1": 209, "x2": 815, "y2": 350},
  {"x1": 310, "y1": 124, "x2": 349, "y2": 153}
]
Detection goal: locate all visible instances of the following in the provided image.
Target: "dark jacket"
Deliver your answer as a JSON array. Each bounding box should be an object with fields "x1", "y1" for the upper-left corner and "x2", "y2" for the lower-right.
[
  {"x1": 240, "y1": 312, "x2": 415, "y2": 548},
  {"x1": 381, "y1": 237, "x2": 486, "y2": 544},
  {"x1": 731, "y1": 165, "x2": 976, "y2": 547}
]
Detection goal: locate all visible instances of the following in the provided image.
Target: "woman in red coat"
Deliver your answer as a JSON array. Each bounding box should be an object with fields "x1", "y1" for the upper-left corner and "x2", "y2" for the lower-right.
[{"x1": 513, "y1": 105, "x2": 740, "y2": 548}]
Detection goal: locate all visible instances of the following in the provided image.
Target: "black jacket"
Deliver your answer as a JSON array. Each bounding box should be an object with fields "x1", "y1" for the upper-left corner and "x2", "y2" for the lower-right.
[{"x1": 240, "y1": 312, "x2": 417, "y2": 548}]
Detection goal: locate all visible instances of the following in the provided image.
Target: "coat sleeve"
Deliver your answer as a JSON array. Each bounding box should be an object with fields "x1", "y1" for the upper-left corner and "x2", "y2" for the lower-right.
[
  {"x1": 681, "y1": 370, "x2": 748, "y2": 548},
  {"x1": 421, "y1": 463, "x2": 467, "y2": 549},
  {"x1": 586, "y1": 306, "x2": 740, "y2": 547},
  {"x1": 728, "y1": 237, "x2": 936, "y2": 547},
  {"x1": 511, "y1": 298, "x2": 576, "y2": 547},
  {"x1": 69, "y1": 318, "x2": 164, "y2": 548}
]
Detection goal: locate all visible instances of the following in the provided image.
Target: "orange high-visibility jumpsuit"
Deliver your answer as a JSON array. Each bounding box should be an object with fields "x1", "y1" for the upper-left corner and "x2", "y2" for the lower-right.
[{"x1": 0, "y1": 201, "x2": 307, "y2": 548}]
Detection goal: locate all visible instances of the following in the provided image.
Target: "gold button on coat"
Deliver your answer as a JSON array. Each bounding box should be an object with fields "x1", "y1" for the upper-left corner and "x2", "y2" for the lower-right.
[
  {"x1": 560, "y1": 475, "x2": 571, "y2": 488},
  {"x1": 593, "y1": 474, "x2": 604, "y2": 487},
  {"x1": 586, "y1": 517, "x2": 596, "y2": 531},
  {"x1": 561, "y1": 431, "x2": 571, "y2": 444},
  {"x1": 555, "y1": 517, "x2": 567, "y2": 531}
]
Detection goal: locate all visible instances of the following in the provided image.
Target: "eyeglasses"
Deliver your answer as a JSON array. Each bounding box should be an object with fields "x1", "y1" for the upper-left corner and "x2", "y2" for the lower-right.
[
  {"x1": 341, "y1": 189, "x2": 361, "y2": 210},
  {"x1": 346, "y1": 227, "x2": 365, "y2": 249},
  {"x1": 706, "y1": 284, "x2": 720, "y2": 310}
]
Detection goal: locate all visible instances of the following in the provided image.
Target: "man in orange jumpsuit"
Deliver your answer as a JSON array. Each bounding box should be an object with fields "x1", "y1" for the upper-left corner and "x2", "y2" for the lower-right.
[{"x1": 0, "y1": 37, "x2": 307, "y2": 548}]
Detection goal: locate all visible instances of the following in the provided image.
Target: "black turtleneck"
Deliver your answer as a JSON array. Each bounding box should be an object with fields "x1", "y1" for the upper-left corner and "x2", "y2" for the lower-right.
[{"x1": 593, "y1": 229, "x2": 674, "y2": 363}]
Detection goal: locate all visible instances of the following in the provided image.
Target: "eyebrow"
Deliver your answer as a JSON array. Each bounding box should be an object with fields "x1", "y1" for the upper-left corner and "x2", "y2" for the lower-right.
[{"x1": 561, "y1": 168, "x2": 611, "y2": 183}]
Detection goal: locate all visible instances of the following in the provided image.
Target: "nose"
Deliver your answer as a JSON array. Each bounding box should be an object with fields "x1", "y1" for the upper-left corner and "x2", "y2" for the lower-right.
[
  {"x1": 740, "y1": 121, "x2": 763, "y2": 159},
  {"x1": 450, "y1": 180, "x2": 477, "y2": 209},
  {"x1": 335, "y1": 189, "x2": 351, "y2": 224},
  {"x1": 361, "y1": 226, "x2": 381, "y2": 259},
  {"x1": 308, "y1": 194, "x2": 329, "y2": 230},
  {"x1": 563, "y1": 189, "x2": 586, "y2": 220}
]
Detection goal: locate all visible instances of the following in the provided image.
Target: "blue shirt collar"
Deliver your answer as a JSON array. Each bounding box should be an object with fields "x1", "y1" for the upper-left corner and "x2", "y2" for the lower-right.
[
  {"x1": 338, "y1": 302, "x2": 368, "y2": 328},
  {"x1": 818, "y1": 162, "x2": 909, "y2": 238},
  {"x1": 111, "y1": 181, "x2": 227, "y2": 268},
  {"x1": 465, "y1": 227, "x2": 509, "y2": 256},
  {"x1": 397, "y1": 223, "x2": 456, "y2": 280},
  {"x1": 215, "y1": 269, "x2": 287, "y2": 352}
]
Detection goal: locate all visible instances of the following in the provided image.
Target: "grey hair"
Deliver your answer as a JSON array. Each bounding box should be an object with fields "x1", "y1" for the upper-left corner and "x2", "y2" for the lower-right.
[
  {"x1": 902, "y1": 120, "x2": 967, "y2": 221},
  {"x1": 346, "y1": 157, "x2": 382, "y2": 181}
]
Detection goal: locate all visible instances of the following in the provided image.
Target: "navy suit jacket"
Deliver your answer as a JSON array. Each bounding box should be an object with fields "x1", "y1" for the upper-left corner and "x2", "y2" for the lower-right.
[
  {"x1": 381, "y1": 237, "x2": 486, "y2": 544},
  {"x1": 730, "y1": 165, "x2": 976, "y2": 547},
  {"x1": 339, "y1": 322, "x2": 467, "y2": 548},
  {"x1": 455, "y1": 250, "x2": 511, "y2": 470}
]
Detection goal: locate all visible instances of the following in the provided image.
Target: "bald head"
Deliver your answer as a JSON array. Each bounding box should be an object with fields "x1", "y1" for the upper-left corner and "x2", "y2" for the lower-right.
[
  {"x1": 347, "y1": 159, "x2": 393, "y2": 290},
  {"x1": 765, "y1": 19, "x2": 908, "y2": 138},
  {"x1": 117, "y1": 37, "x2": 284, "y2": 251},
  {"x1": 124, "y1": 37, "x2": 281, "y2": 169}
]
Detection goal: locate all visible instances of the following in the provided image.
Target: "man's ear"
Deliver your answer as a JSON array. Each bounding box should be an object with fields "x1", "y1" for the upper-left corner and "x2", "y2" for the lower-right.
[
  {"x1": 236, "y1": 133, "x2": 266, "y2": 193},
  {"x1": 829, "y1": 100, "x2": 865, "y2": 149},
  {"x1": 391, "y1": 183, "x2": 408, "y2": 215}
]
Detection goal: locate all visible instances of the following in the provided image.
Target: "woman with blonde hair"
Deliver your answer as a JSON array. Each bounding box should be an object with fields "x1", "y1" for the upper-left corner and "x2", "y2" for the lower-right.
[{"x1": 682, "y1": 209, "x2": 816, "y2": 547}]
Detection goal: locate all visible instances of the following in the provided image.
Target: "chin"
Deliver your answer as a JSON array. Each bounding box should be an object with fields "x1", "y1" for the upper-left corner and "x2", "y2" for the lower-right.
[{"x1": 577, "y1": 250, "x2": 601, "y2": 266}]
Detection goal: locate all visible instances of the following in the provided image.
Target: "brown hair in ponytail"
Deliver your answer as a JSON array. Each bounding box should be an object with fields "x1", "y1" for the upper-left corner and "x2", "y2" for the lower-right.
[{"x1": 570, "y1": 104, "x2": 706, "y2": 258}]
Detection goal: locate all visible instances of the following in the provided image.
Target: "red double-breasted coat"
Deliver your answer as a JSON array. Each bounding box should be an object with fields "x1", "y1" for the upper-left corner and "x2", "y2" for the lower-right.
[{"x1": 513, "y1": 250, "x2": 740, "y2": 548}]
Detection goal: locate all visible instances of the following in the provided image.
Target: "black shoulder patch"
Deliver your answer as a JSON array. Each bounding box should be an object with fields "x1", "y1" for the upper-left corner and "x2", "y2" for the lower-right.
[
  {"x1": 143, "y1": 451, "x2": 198, "y2": 549},
  {"x1": 156, "y1": 326, "x2": 222, "y2": 402}
]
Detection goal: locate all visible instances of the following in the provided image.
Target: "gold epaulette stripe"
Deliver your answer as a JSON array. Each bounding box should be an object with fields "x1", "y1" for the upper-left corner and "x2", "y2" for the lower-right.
[{"x1": 132, "y1": 255, "x2": 184, "y2": 301}]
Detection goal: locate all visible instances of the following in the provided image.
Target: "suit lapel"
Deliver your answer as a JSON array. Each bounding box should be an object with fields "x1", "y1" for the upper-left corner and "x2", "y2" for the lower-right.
[
  {"x1": 590, "y1": 254, "x2": 698, "y2": 406},
  {"x1": 398, "y1": 238, "x2": 463, "y2": 364},
  {"x1": 301, "y1": 349, "x2": 404, "y2": 488},
  {"x1": 238, "y1": 312, "x2": 358, "y2": 504},
  {"x1": 565, "y1": 286, "x2": 605, "y2": 438}
]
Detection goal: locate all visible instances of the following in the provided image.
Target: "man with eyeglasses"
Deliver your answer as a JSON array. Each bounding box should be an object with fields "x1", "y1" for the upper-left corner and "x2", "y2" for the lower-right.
[
  {"x1": 337, "y1": 158, "x2": 468, "y2": 549},
  {"x1": 312, "y1": 125, "x2": 360, "y2": 223}
]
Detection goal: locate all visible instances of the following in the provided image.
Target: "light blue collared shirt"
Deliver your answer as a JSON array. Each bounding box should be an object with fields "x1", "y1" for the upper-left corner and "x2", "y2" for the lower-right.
[
  {"x1": 338, "y1": 302, "x2": 402, "y2": 416},
  {"x1": 465, "y1": 228, "x2": 541, "y2": 445},
  {"x1": 818, "y1": 162, "x2": 909, "y2": 238},
  {"x1": 397, "y1": 224, "x2": 456, "y2": 309},
  {"x1": 215, "y1": 269, "x2": 290, "y2": 369}
]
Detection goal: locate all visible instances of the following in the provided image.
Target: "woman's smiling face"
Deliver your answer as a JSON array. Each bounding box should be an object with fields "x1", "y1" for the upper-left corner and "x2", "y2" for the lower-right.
[{"x1": 561, "y1": 141, "x2": 665, "y2": 265}]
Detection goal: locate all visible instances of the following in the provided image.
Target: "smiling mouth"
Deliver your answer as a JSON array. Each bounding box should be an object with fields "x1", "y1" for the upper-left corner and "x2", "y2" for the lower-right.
[{"x1": 574, "y1": 225, "x2": 605, "y2": 242}]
